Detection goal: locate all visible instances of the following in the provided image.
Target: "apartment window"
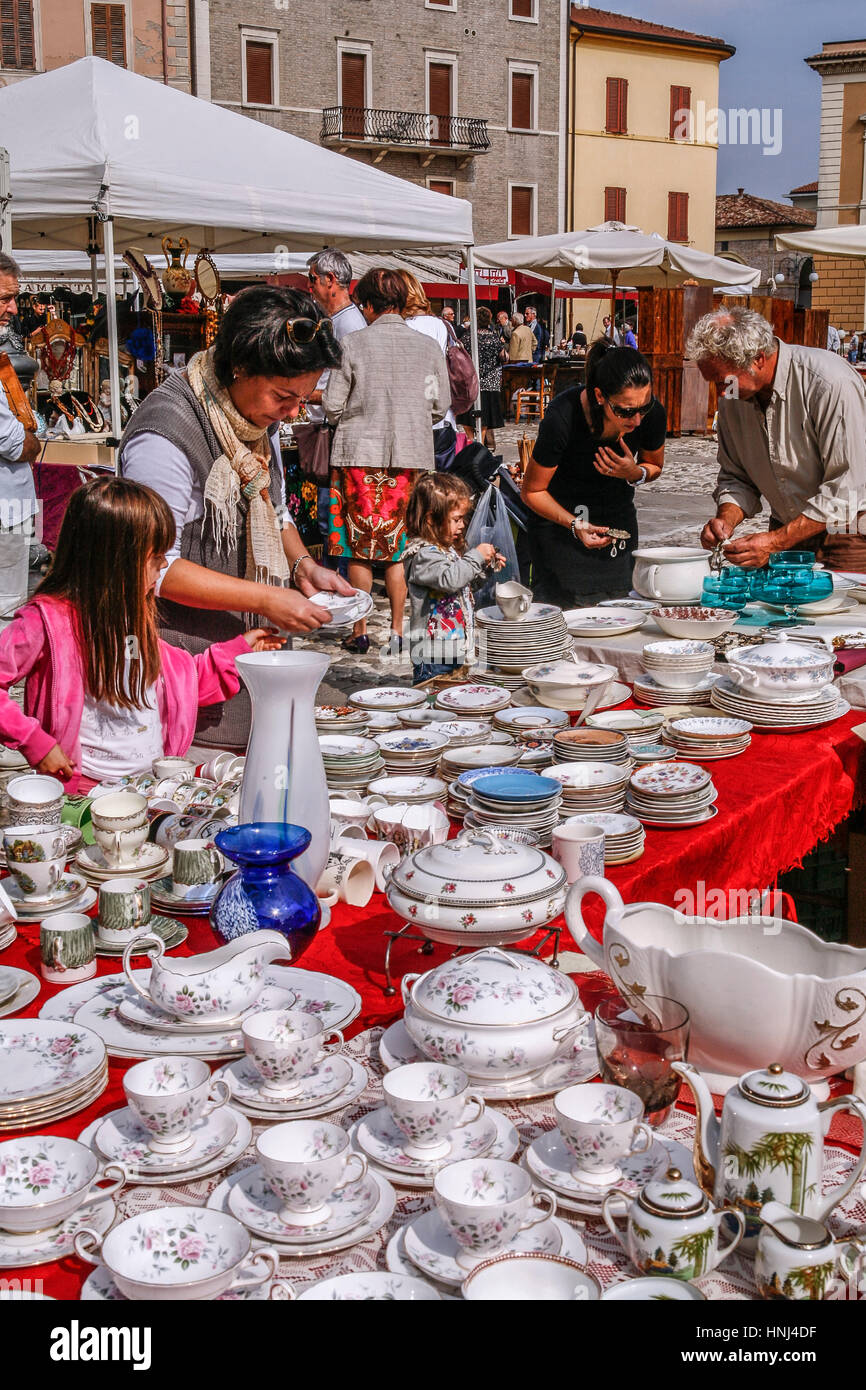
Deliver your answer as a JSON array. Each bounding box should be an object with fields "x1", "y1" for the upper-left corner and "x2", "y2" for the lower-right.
[
  {"x1": 605, "y1": 76, "x2": 627, "y2": 135},
  {"x1": 668, "y1": 191, "x2": 689, "y2": 242},
  {"x1": 91, "y1": 4, "x2": 126, "y2": 66},
  {"x1": 428, "y1": 179, "x2": 455, "y2": 196},
  {"x1": 243, "y1": 31, "x2": 278, "y2": 107},
  {"x1": 509, "y1": 0, "x2": 537, "y2": 19},
  {"x1": 426, "y1": 0, "x2": 456, "y2": 9},
  {"x1": 509, "y1": 65, "x2": 537, "y2": 132},
  {"x1": 427, "y1": 56, "x2": 456, "y2": 146},
  {"x1": 669, "y1": 85, "x2": 691, "y2": 140},
  {"x1": 0, "y1": 0, "x2": 35, "y2": 69},
  {"x1": 604, "y1": 186, "x2": 626, "y2": 223},
  {"x1": 509, "y1": 184, "x2": 536, "y2": 237}
]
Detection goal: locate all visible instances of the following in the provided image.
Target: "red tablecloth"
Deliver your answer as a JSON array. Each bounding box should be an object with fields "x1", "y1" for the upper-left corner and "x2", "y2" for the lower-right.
[{"x1": 3, "y1": 703, "x2": 865, "y2": 1296}]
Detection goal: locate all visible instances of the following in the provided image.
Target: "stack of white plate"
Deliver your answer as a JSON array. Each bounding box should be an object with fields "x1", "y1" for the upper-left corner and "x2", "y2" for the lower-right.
[
  {"x1": 348, "y1": 687, "x2": 428, "y2": 714},
  {"x1": 540, "y1": 761, "x2": 629, "y2": 815},
  {"x1": 562, "y1": 607, "x2": 647, "y2": 638},
  {"x1": 710, "y1": 677, "x2": 849, "y2": 731},
  {"x1": 476, "y1": 604, "x2": 572, "y2": 679},
  {"x1": 465, "y1": 772, "x2": 563, "y2": 847},
  {"x1": 633, "y1": 672, "x2": 720, "y2": 707},
  {"x1": 662, "y1": 715, "x2": 752, "y2": 760},
  {"x1": 551, "y1": 728, "x2": 632, "y2": 766},
  {"x1": 319, "y1": 734, "x2": 386, "y2": 790},
  {"x1": 315, "y1": 705, "x2": 370, "y2": 737},
  {"x1": 493, "y1": 706, "x2": 569, "y2": 735},
  {"x1": 0, "y1": 921, "x2": 16, "y2": 952},
  {"x1": 625, "y1": 761, "x2": 718, "y2": 828},
  {"x1": 373, "y1": 730, "x2": 450, "y2": 776},
  {"x1": 586, "y1": 708, "x2": 667, "y2": 740},
  {"x1": 641, "y1": 639, "x2": 715, "y2": 685},
  {"x1": 366, "y1": 775, "x2": 448, "y2": 806},
  {"x1": 434, "y1": 683, "x2": 512, "y2": 717},
  {"x1": 513, "y1": 732, "x2": 558, "y2": 768},
  {"x1": 561, "y1": 812, "x2": 646, "y2": 865},
  {"x1": 628, "y1": 740, "x2": 678, "y2": 766},
  {"x1": 440, "y1": 742, "x2": 522, "y2": 779},
  {"x1": 0, "y1": 1019, "x2": 108, "y2": 1130}
]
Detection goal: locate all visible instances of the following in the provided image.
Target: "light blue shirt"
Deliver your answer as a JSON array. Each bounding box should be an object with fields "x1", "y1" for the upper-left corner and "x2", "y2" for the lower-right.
[{"x1": 0, "y1": 386, "x2": 36, "y2": 525}]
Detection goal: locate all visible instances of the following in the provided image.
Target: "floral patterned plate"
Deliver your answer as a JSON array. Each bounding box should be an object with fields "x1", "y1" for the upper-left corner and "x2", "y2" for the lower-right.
[
  {"x1": 72, "y1": 985, "x2": 247, "y2": 1059},
  {"x1": 0, "y1": 1019, "x2": 106, "y2": 1104},
  {"x1": 352, "y1": 1106, "x2": 497, "y2": 1175},
  {"x1": 77, "y1": 1110, "x2": 253, "y2": 1188},
  {"x1": 353, "y1": 1109, "x2": 519, "y2": 1189},
  {"x1": 93, "y1": 1104, "x2": 237, "y2": 1175},
  {"x1": 228, "y1": 1165, "x2": 380, "y2": 1244},
  {"x1": 435, "y1": 685, "x2": 512, "y2": 713},
  {"x1": 522, "y1": 1137, "x2": 696, "y2": 1217},
  {"x1": 117, "y1": 982, "x2": 299, "y2": 1034},
  {"x1": 207, "y1": 1165, "x2": 397, "y2": 1258},
  {"x1": 223, "y1": 1057, "x2": 369, "y2": 1121},
  {"x1": 297, "y1": 1271, "x2": 441, "y2": 1300},
  {"x1": 81, "y1": 1264, "x2": 291, "y2": 1301},
  {"x1": 5, "y1": 873, "x2": 89, "y2": 912},
  {"x1": 0, "y1": 967, "x2": 40, "y2": 1020},
  {"x1": 403, "y1": 1209, "x2": 582, "y2": 1288},
  {"x1": 217, "y1": 1053, "x2": 353, "y2": 1110},
  {"x1": 348, "y1": 687, "x2": 427, "y2": 711},
  {"x1": 0, "y1": 1195, "x2": 116, "y2": 1269},
  {"x1": 525, "y1": 1130, "x2": 672, "y2": 1200}
]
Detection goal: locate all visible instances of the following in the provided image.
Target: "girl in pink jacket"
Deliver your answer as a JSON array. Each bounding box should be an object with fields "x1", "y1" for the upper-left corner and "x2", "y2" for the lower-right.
[{"x1": 0, "y1": 477, "x2": 281, "y2": 795}]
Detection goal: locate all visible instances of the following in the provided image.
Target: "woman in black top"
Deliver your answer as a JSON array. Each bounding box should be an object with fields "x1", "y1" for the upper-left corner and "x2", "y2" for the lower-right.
[{"x1": 521, "y1": 340, "x2": 666, "y2": 605}]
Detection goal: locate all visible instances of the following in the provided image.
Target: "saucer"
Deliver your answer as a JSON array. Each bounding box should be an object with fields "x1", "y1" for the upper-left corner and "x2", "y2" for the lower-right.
[
  {"x1": 522, "y1": 1135, "x2": 696, "y2": 1216},
  {"x1": 525, "y1": 1130, "x2": 672, "y2": 1200},
  {"x1": 75, "y1": 843, "x2": 170, "y2": 881},
  {"x1": 93, "y1": 1104, "x2": 238, "y2": 1175},
  {"x1": 220, "y1": 1057, "x2": 369, "y2": 1120},
  {"x1": 78, "y1": 1109, "x2": 252, "y2": 1187},
  {"x1": 378, "y1": 1019, "x2": 599, "y2": 1099},
  {"x1": 117, "y1": 981, "x2": 299, "y2": 1034},
  {"x1": 94, "y1": 918, "x2": 187, "y2": 957},
  {"x1": 403, "y1": 1209, "x2": 583, "y2": 1288},
  {"x1": 207, "y1": 1165, "x2": 396, "y2": 1258},
  {"x1": 148, "y1": 876, "x2": 222, "y2": 912},
  {"x1": 0, "y1": 1195, "x2": 116, "y2": 1269},
  {"x1": 10, "y1": 886, "x2": 97, "y2": 922},
  {"x1": 81, "y1": 1265, "x2": 290, "y2": 1301},
  {"x1": 357, "y1": 1110, "x2": 520, "y2": 1188},
  {"x1": 228, "y1": 1164, "x2": 380, "y2": 1244},
  {"x1": 0, "y1": 967, "x2": 40, "y2": 1019},
  {"x1": 217, "y1": 1053, "x2": 353, "y2": 1109},
  {"x1": 5, "y1": 872, "x2": 89, "y2": 911},
  {"x1": 352, "y1": 1106, "x2": 498, "y2": 1175}
]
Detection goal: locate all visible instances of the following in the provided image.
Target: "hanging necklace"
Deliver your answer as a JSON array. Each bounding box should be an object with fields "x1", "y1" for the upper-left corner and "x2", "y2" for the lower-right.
[
  {"x1": 36, "y1": 326, "x2": 77, "y2": 389},
  {"x1": 71, "y1": 394, "x2": 104, "y2": 431},
  {"x1": 50, "y1": 393, "x2": 76, "y2": 424}
]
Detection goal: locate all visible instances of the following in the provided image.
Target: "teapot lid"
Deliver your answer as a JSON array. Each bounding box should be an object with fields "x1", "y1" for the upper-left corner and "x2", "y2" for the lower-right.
[
  {"x1": 738, "y1": 1063, "x2": 810, "y2": 1108},
  {"x1": 638, "y1": 1167, "x2": 708, "y2": 1218}
]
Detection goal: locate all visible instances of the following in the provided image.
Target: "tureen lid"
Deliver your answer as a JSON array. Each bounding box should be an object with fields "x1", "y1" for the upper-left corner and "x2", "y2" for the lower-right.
[
  {"x1": 730, "y1": 636, "x2": 829, "y2": 670},
  {"x1": 738, "y1": 1063, "x2": 810, "y2": 1107},
  {"x1": 406, "y1": 946, "x2": 577, "y2": 1026},
  {"x1": 638, "y1": 1167, "x2": 708, "y2": 1218},
  {"x1": 388, "y1": 828, "x2": 566, "y2": 906}
]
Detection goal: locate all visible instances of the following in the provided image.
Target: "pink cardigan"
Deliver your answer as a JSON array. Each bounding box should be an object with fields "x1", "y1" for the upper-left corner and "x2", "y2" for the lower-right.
[{"x1": 0, "y1": 595, "x2": 250, "y2": 795}]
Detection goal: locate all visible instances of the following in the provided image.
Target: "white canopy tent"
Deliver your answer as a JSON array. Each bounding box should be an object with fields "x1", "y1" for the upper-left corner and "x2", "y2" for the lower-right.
[
  {"x1": 0, "y1": 57, "x2": 474, "y2": 436},
  {"x1": 776, "y1": 225, "x2": 866, "y2": 326}
]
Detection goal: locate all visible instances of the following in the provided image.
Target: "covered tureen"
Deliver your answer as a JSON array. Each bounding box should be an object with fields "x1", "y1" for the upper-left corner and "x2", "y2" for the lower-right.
[
  {"x1": 385, "y1": 828, "x2": 567, "y2": 947},
  {"x1": 400, "y1": 946, "x2": 590, "y2": 1081}
]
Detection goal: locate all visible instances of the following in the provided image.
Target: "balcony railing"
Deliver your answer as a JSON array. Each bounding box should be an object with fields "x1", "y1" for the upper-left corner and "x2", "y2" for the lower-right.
[{"x1": 321, "y1": 107, "x2": 490, "y2": 153}]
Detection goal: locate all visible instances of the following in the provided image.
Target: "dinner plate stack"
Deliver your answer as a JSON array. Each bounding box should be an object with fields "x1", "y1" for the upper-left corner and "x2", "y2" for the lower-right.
[
  {"x1": 625, "y1": 761, "x2": 719, "y2": 828},
  {"x1": 0, "y1": 921, "x2": 16, "y2": 953},
  {"x1": 561, "y1": 812, "x2": 646, "y2": 865},
  {"x1": 551, "y1": 728, "x2": 632, "y2": 767},
  {"x1": 633, "y1": 672, "x2": 720, "y2": 708},
  {"x1": 628, "y1": 740, "x2": 678, "y2": 766},
  {"x1": 348, "y1": 687, "x2": 428, "y2": 714},
  {"x1": 447, "y1": 765, "x2": 542, "y2": 823},
  {"x1": 540, "y1": 761, "x2": 630, "y2": 816},
  {"x1": 475, "y1": 604, "x2": 572, "y2": 683},
  {"x1": 315, "y1": 705, "x2": 371, "y2": 737},
  {"x1": 440, "y1": 742, "x2": 522, "y2": 779},
  {"x1": 492, "y1": 706, "x2": 569, "y2": 735},
  {"x1": 319, "y1": 734, "x2": 386, "y2": 791},
  {"x1": 662, "y1": 715, "x2": 752, "y2": 760},
  {"x1": 400, "y1": 718, "x2": 492, "y2": 747},
  {"x1": 433, "y1": 683, "x2": 513, "y2": 717},
  {"x1": 373, "y1": 730, "x2": 450, "y2": 776},
  {"x1": 367, "y1": 775, "x2": 448, "y2": 806},
  {"x1": 464, "y1": 772, "x2": 563, "y2": 847},
  {"x1": 710, "y1": 677, "x2": 849, "y2": 731},
  {"x1": 0, "y1": 1019, "x2": 108, "y2": 1130}
]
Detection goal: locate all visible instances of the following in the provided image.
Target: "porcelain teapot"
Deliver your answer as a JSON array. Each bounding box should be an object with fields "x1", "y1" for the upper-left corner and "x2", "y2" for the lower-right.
[
  {"x1": 673, "y1": 1060, "x2": 866, "y2": 1248},
  {"x1": 754, "y1": 1201, "x2": 865, "y2": 1301},
  {"x1": 603, "y1": 1166, "x2": 745, "y2": 1281},
  {"x1": 122, "y1": 928, "x2": 293, "y2": 1024}
]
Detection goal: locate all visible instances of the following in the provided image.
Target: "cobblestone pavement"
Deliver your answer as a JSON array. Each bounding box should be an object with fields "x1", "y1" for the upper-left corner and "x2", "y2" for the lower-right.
[{"x1": 301, "y1": 423, "x2": 770, "y2": 701}]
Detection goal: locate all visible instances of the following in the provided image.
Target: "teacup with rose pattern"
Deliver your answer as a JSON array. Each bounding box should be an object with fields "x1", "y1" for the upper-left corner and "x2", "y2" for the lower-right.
[
  {"x1": 241, "y1": 1009, "x2": 344, "y2": 1097},
  {"x1": 255, "y1": 1120, "x2": 367, "y2": 1226},
  {"x1": 553, "y1": 1083, "x2": 653, "y2": 1184},
  {"x1": 433, "y1": 1158, "x2": 557, "y2": 1269},
  {"x1": 122, "y1": 1056, "x2": 230, "y2": 1153},
  {"x1": 382, "y1": 1062, "x2": 486, "y2": 1159}
]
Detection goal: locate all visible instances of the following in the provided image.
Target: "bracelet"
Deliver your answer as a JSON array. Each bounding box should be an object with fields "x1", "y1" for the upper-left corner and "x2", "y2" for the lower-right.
[
  {"x1": 570, "y1": 517, "x2": 584, "y2": 540},
  {"x1": 290, "y1": 554, "x2": 313, "y2": 587},
  {"x1": 634, "y1": 466, "x2": 648, "y2": 485}
]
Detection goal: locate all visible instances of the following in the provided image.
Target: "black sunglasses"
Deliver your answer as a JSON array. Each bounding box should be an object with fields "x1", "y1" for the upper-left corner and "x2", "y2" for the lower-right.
[
  {"x1": 606, "y1": 395, "x2": 657, "y2": 420},
  {"x1": 284, "y1": 316, "x2": 332, "y2": 344}
]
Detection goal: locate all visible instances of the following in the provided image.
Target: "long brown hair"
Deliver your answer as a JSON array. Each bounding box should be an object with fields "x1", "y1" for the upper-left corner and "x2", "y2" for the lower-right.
[
  {"x1": 405, "y1": 472, "x2": 473, "y2": 553},
  {"x1": 399, "y1": 271, "x2": 431, "y2": 318},
  {"x1": 37, "y1": 477, "x2": 176, "y2": 708}
]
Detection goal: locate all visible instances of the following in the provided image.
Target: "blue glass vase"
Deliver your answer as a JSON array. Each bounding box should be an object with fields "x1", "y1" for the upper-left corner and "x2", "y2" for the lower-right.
[{"x1": 211, "y1": 823, "x2": 321, "y2": 963}]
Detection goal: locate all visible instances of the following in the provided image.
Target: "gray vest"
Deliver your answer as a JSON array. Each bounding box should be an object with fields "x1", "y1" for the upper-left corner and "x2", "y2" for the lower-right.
[{"x1": 120, "y1": 372, "x2": 284, "y2": 749}]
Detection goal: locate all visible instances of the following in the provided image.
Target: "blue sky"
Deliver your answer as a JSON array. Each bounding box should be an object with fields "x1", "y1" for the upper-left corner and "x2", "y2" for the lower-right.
[{"x1": 618, "y1": 0, "x2": 860, "y2": 201}]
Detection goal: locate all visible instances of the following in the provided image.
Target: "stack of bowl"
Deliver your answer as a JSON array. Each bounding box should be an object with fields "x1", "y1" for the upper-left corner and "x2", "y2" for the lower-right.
[
  {"x1": 319, "y1": 734, "x2": 386, "y2": 791},
  {"x1": 540, "y1": 761, "x2": 629, "y2": 817},
  {"x1": 464, "y1": 772, "x2": 563, "y2": 847},
  {"x1": 561, "y1": 811, "x2": 645, "y2": 865},
  {"x1": 551, "y1": 728, "x2": 632, "y2": 769},
  {"x1": 373, "y1": 730, "x2": 450, "y2": 776},
  {"x1": 625, "y1": 761, "x2": 718, "y2": 827},
  {"x1": 661, "y1": 715, "x2": 752, "y2": 761},
  {"x1": 447, "y1": 765, "x2": 540, "y2": 822},
  {"x1": 634, "y1": 639, "x2": 718, "y2": 708}
]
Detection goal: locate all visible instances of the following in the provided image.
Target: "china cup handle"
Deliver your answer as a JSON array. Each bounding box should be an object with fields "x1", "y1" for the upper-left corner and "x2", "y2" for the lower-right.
[
  {"x1": 456, "y1": 1093, "x2": 486, "y2": 1129},
  {"x1": 716, "y1": 1206, "x2": 747, "y2": 1260},
  {"x1": 229, "y1": 1246, "x2": 280, "y2": 1293},
  {"x1": 268, "y1": 1279, "x2": 297, "y2": 1301},
  {"x1": 206, "y1": 846, "x2": 224, "y2": 878},
  {"x1": 80, "y1": 1162, "x2": 128, "y2": 1209},
  {"x1": 601, "y1": 1193, "x2": 629, "y2": 1253},
  {"x1": 815, "y1": 1095, "x2": 866, "y2": 1222},
  {"x1": 630, "y1": 1123, "x2": 654, "y2": 1156},
  {"x1": 72, "y1": 1227, "x2": 104, "y2": 1266},
  {"x1": 335, "y1": 1152, "x2": 368, "y2": 1190},
  {"x1": 204, "y1": 1079, "x2": 232, "y2": 1116},
  {"x1": 400, "y1": 973, "x2": 422, "y2": 1007},
  {"x1": 322, "y1": 1028, "x2": 344, "y2": 1056},
  {"x1": 121, "y1": 933, "x2": 164, "y2": 1002},
  {"x1": 522, "y1": 1190, "x2": 557, "y2": 1228}
]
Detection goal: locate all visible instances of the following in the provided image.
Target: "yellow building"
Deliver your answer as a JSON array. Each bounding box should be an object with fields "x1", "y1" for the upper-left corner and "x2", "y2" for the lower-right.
[{"x1": 567, "y1": 7, "x2": 735, "y2": 254}]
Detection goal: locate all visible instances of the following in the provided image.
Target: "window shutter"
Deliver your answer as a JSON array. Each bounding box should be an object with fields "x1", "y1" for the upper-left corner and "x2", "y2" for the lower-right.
[
  {"x1": 511, "y1": 0, "x2": 534, "y2": 16},
  {"x1": 606, "y1": 77, "x2": 627, "y2": 134},
  {"x1": 604, "y1": 186, "x2": 626, "y2": 223},
  {"x1": 428, "y1": 180, "x2": 453, "y2": 196},
  {"x1": 667, "y1": 191, "x2": 689, "y2": 242},
  {"x1": 511, "y1": 71, "x2": 533, "y2": 130},
  {"x1": 0, "y1": 0, "x2": 34, "y2": 69},
  {"x1": 511, "y1": 186, "x2": 533, "y2": 236},
  {"x1": 245, "y1": 40, "x2": 273, "y2": 105},
  {"x1": 91, "y1": 5, "x2": 126, "y2": 66},
  {"x1": 670, "y1": 85, "x2": 691, "y2": 140}
]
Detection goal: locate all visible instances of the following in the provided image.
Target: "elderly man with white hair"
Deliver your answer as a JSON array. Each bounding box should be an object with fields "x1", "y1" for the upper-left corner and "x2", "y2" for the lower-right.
[{"x1": 688, "y1": 306, "x2": 866, "y2": 569}]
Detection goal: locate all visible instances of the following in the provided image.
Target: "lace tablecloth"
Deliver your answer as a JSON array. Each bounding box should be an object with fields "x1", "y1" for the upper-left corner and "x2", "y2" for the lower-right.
[{"x1": 110, "y1": 1028, "x2": 866, "y2": 1300}]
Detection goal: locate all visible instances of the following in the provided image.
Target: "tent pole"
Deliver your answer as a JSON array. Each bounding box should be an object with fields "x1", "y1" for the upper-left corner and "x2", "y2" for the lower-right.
[
  {"x1": 610, "y1": 269, "x2": 618, "y2": 335},
  {"x1": 464, "y1": 244, "x2": 481, "y2": 426},
  {"x1": 101, "y1": 214, "x2": 123, "y2": 462},
  {"x1": 549, "y1": 280, "x2": 556, "y2": 348}
]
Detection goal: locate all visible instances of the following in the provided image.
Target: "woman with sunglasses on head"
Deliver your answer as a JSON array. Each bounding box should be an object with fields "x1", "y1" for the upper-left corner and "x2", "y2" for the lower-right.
[
  {"x1": 521, "y1": 339, "x2": 666, "y2": 605},
  {"x1": 120, "y1": 285, "x2": 355, "y2": 749}
]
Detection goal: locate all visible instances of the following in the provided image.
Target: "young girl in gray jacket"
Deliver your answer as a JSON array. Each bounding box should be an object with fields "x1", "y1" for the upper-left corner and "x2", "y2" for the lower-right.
[{"x1": 403, "y1": 472, "x2": 503, "y2": 685}]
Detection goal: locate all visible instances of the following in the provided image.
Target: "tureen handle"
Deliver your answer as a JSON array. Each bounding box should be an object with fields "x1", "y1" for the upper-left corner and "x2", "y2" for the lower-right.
[
  {"x1": 400, "y1": 973, "x2": 422, "y2": 1007},
  {"x1": 472, "y1": 947, "x2": 530, "y2": 972},
  {"x1": 456, "y1": 829, "x2": 506, "y2": 854}
]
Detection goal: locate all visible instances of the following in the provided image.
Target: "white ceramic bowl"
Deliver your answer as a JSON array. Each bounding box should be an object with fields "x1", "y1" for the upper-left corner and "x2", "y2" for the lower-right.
[
  {"x1": 462, "y1": 1252, "x2": 600, "y2": 1301},
  {"x1": 522, "y1": 661, "x2": 617, "y2": 701},
  {"x1": 601, "y1": 1276, "x2": 706, "y2": 1301},
  {"x1": 651, "y1": 607, "x2": 739, "y2": 639},
  {"x1": 0, "y1": 1137, "x2": 126, "y2": 1236}
]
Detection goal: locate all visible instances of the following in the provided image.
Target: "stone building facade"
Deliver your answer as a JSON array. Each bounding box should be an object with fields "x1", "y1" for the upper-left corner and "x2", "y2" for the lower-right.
[
  {"x1": 0, "y1": 0, "x2": 193, "y2": 90},
  {"x1": 715, "y1": 190, "x2": 817, "y2": 305}
]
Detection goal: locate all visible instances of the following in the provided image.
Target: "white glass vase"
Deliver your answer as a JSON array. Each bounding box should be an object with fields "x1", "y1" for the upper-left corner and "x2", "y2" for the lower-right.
[{"x1": 235, "y1": 650, "x2": 330, "y2": 892}]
